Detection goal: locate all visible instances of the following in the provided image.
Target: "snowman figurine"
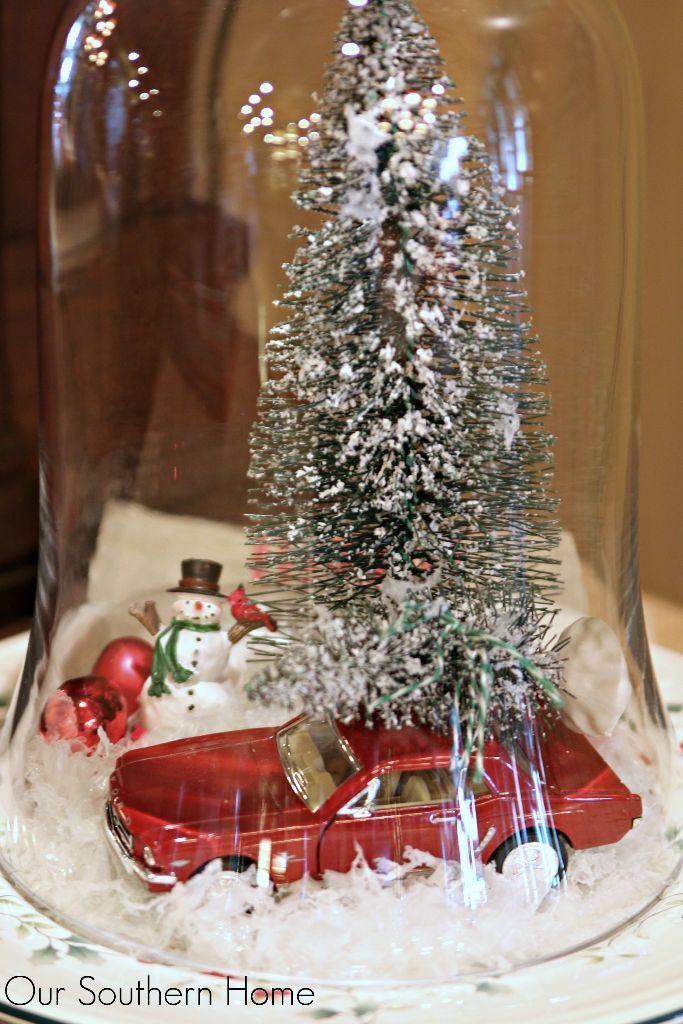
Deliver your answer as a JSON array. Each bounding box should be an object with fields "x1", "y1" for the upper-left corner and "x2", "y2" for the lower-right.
[{"x1": 133, "y1": 559, "x2": 234, "y2": 731}]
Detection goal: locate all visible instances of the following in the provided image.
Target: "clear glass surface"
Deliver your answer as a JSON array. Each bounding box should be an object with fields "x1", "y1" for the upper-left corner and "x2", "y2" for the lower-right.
[{"x1": 0, "y1": 0, "x2": 679, "y2": 985}]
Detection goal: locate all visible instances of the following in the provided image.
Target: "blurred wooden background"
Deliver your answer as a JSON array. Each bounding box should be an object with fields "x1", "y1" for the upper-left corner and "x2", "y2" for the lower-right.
[{"x1": 0, "y1": 0, "x2": 681, "y2": 639}]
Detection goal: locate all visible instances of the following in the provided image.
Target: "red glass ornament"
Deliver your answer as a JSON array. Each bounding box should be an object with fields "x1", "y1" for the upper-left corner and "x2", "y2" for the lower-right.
[
  {"x1": 40, "y1": 676, "x2": 128, "y2": 752},
  {"x1": 92, "y1": 637, "x2": 153, "y2": 713}
]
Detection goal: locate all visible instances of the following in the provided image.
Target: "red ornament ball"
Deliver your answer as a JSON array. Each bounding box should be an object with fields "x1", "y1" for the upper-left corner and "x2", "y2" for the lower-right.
[
  {"x1": 92, "y1": 637, "x2": 153, "y2": 713},
  {"x1": 40, "y1": 676, "x2": 128, "y2": 752}
]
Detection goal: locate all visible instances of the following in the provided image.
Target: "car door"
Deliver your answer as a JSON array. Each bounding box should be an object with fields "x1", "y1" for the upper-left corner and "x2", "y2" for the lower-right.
[
  {"x1": 317, "y1": 771, "x2": 407, "y2": 875},
  {"x1": 318, "y1": 766, "x2": 501, "y2": 876},
  {"x1": 381, "y1": 767, "x2": 491, "y2": 865}
]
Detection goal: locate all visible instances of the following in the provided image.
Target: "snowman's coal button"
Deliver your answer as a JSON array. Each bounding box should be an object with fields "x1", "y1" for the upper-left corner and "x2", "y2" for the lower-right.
[{"x1": 188, "y1": 705, "x2": 195, "y2": 711}]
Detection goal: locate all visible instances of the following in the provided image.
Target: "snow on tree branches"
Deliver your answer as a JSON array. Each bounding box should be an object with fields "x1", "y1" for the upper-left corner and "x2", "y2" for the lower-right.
[
  {"x1": 246, "y1": 0, "x2": 564, "y2": 739},
  {"x1": 249, "y1": 587, "x2": 564, "y2": 768}
]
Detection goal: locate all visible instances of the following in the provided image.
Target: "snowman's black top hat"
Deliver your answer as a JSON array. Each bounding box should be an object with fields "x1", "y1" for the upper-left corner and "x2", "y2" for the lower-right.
[{"x1": 167, "y1": 559, "x2": 227, "y2": 598}]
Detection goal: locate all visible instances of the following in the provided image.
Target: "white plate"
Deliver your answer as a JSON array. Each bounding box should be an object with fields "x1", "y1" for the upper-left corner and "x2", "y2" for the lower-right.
[{"x1": 0, "y1": 643, "x2": 681, "y2": 1024}]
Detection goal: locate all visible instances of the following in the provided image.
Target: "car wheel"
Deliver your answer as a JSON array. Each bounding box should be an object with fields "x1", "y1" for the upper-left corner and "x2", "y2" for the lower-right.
[
  {"x1": 218, "y1": 855, "x2": 255, "y2": 875},
  {"x1": 494, "y1": 828, "x2": 568, "y2": 890},
  {"x1": 191, "y1": 855, "x2": 256, "y2": 881}
]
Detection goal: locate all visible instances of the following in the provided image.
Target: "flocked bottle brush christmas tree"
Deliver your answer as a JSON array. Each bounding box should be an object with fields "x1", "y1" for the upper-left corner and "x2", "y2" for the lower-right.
[{"x1": 247, "y1": 0, "x2": 564, "y2": 764}]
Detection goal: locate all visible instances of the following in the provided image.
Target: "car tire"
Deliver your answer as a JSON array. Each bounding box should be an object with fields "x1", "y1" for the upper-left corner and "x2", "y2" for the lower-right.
[
  {"x1": 191, "y1": 855, "x2": 256, "y2": 880},
  {"x1": 493, "y1": 828, "x2": 568, "y2": 888},
  {"x1": 217, "y1": 856, "x2": 281, "y2": 898},
  {"x1": 218, "y1": 855, "x2": 255, "y2": 874}
]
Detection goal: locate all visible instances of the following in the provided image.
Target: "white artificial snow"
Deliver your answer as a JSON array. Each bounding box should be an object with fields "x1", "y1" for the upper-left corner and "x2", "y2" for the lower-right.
[
  {"x1": 1, "y1": 687, "x2": 678, "y2": 983},
  {"x1": 498, "y1": 393, "x2": 521, "y2": 450},
  {"x1": 340, "y1": 186, "x2": 384, "y2": 224},
  {"x1": 339, "y1": 105, "x2": 387, "y2": 223},
  {"x1": 344, "y1": 105, "x2": 388, "y2": 168}
]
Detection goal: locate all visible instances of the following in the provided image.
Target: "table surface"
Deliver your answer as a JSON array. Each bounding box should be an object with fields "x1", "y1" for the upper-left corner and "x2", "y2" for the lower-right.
[{"x1": 644, "y1": 592, "x2": 683, "y2": 654}]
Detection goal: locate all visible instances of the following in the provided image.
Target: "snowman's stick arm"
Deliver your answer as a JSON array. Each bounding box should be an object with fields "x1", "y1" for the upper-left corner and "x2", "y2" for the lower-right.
[
  {"x1": 129, "y1": 600, "x2": 161, "y2": 637},
  {"x1": 229, "y1": 621, "x2": 261, "y2": 644}
]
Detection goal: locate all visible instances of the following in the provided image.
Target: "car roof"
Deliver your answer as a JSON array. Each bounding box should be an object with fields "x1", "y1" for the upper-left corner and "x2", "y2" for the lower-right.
[
  {"x1": 334, "y1": 717, "x2": 619, "y2": 794},
  {"x1": 336, "y1": 718, "x2": 499, "y2": 770}
]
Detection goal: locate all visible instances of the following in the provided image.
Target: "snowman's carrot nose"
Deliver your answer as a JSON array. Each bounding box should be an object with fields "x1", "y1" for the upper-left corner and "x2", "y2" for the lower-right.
[{"x1": 194, "y1": 600, "x2": 203, "y2": 611}]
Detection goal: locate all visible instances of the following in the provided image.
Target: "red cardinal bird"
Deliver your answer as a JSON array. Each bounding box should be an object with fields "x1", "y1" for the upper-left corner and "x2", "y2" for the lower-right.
[{"x1": 227, "y1": 585, "x2": 277, "y2": 632}]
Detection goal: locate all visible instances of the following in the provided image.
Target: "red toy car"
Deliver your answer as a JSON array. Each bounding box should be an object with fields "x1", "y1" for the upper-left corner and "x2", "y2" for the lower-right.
[{"x1": 105, "y1": 715, "x2": 642, "y2": 892}]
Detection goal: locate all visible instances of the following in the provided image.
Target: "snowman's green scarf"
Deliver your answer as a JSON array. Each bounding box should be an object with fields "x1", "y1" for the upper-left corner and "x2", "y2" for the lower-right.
[{"x1": 149, "y1": 618, "x2": 221, "y2": 698}]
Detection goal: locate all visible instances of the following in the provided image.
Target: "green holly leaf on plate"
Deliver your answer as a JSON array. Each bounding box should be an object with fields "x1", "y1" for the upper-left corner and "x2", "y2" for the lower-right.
[
  {"x1": 31, "y1": 945, "x2": 59, "y2": 965},
  {"x1": 67, "y1": 943, "x2": 103, "y2": 963}
]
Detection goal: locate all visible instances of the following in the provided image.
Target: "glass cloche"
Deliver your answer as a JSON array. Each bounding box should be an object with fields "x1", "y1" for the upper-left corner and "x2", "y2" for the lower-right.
[{"x1": 0, "y1": 0, "x2": 679, "y2": 985}]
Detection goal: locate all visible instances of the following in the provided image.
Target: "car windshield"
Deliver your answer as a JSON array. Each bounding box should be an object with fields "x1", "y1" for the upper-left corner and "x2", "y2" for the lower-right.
[{"x1": 277, "y1": 717, "x2": 361, "y2": 812}]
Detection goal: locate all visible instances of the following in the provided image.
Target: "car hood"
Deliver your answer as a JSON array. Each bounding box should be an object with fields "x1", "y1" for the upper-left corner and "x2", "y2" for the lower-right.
[{"x1": 110, "y1": 726, "x2": 311, "y2": 831}]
